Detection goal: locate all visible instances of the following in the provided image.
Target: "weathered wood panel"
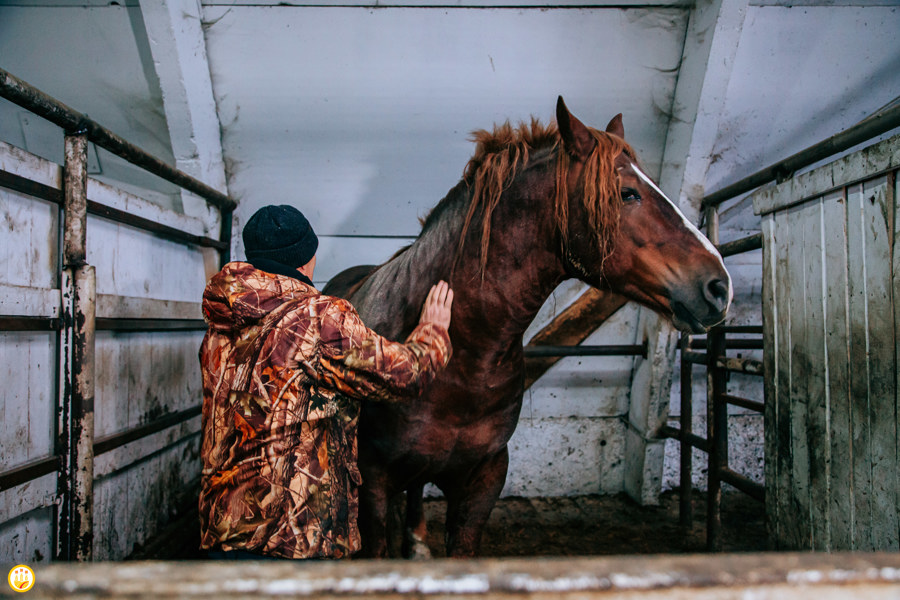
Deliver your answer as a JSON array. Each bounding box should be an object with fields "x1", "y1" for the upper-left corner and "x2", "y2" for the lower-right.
[
  {"x1": 18, "y1": 553, "x2": 900, "y2": 600},
  {"x1": 822, "y1": 188, "x2": 850, "y2": 551},
  {"x1": 755, "y1": 133, "x2": 900, "y2": 551}
]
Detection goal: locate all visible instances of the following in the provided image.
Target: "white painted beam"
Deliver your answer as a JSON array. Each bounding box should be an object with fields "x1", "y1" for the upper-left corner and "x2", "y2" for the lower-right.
[
  {"x1": 138, "y1": 0, "x2": 227, "y2": 225},
  {"x1": 623, "y1": 0, "x2": 748, "y2": 505},
  {"x1": 658, "y1": 0, "x2": 749, "y2": 219}
]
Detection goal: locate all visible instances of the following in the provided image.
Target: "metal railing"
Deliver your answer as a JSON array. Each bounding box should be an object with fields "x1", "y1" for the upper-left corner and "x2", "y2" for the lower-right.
[{"x1": 0, "y1": 68, "x2": 235, "y2": 560}]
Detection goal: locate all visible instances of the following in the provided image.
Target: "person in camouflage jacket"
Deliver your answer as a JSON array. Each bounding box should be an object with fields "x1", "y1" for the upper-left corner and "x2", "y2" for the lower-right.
[{"x1": 199, "y1": 205, "x2": 453, "y2": 559}]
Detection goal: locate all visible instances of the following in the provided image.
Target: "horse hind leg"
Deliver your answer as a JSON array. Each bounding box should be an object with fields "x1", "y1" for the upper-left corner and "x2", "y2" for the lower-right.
[{"x1": 402, "y1": 483, "x2": 433, "y2": 559}]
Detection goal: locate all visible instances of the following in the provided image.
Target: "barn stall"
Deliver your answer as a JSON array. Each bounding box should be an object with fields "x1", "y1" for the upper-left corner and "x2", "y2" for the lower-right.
[{"x1": 1, "y1": 0, "x2": 900, "y2": 596}]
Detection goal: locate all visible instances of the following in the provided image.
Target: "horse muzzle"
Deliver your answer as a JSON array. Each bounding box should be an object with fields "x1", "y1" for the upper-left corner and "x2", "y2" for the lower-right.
[{"x1": 669, "y1": 274, "x2": 732, "y2": 334}]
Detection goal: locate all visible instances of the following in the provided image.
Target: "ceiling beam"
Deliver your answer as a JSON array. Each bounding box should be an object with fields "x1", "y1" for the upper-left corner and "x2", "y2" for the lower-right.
[
  {"x1": 138, "y1": 0, "x2": 228, "y2": 221},
  {"x1": 658, "y1": 0, "x2": 749, "y2": 221}
]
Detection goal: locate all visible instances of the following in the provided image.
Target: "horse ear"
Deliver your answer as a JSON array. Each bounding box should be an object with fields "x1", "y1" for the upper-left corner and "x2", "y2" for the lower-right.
[
  {"x1": 556, "y1": 96, "x2": 595, "y2": 159},
  {"x1": 605, "y1": 114, "x2": 624, "y2": 139}
]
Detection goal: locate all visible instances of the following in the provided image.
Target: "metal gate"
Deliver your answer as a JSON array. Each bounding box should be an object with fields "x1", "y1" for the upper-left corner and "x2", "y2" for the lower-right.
[{"x1": 0, "y1": 69, "x2": 235, "y2": 561}]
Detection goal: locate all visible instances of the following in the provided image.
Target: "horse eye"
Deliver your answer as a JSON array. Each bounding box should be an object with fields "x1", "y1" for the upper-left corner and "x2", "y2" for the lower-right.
[{"x1": 622, "y1": 188, "x2": 641, "y2": 202}]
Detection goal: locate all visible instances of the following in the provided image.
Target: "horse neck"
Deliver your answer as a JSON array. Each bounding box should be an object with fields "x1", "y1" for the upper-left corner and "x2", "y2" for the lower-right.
[{"x1": 353, "y1": 170, "x2": 568, "y2": 348}]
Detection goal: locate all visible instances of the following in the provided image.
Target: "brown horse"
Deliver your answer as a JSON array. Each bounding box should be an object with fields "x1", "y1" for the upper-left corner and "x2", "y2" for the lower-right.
[{"x1": 324, "y1": 97, "x2": 731, "y2": 558}]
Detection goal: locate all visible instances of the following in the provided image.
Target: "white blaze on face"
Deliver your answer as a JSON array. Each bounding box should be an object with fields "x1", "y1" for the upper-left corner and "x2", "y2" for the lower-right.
[{"x1": 628, "y1": 162, "x2": 733, "y2": 302}]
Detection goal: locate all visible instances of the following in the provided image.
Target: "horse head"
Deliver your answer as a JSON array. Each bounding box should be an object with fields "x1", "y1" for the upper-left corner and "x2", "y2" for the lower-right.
[{"x1": 556, "y1": 97, "x2": 731, "y2": 333}]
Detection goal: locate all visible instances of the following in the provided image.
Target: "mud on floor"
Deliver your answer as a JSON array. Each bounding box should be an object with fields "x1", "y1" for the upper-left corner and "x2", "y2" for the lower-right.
[{"x1": 420, "y1": 490, "x2": 767, "y2": 557}]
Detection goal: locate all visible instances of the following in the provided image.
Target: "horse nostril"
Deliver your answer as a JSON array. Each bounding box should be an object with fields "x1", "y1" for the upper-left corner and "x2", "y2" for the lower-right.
[{"x1": 704, "y1": 278, "x2": 730, "y2": 311}]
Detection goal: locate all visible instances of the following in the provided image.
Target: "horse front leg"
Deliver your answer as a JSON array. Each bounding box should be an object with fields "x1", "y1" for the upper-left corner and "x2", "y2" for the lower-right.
[
  {"x1": 358, "y1": 466, "x2": 393, "y2": 558},
  {"x1": 443, "y1": 447, "x2": 509, "y2": 558}
]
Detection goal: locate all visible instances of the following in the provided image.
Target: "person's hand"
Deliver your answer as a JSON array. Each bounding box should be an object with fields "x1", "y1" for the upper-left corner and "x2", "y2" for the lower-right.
[{"x1": 419, "y1": 280, "x2": 453, "y2": 332}]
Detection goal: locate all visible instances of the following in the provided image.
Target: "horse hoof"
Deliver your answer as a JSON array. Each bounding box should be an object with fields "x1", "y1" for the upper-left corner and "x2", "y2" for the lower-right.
[{"x1": 407, "y1": 534, "x2": 432, "y2": 560}]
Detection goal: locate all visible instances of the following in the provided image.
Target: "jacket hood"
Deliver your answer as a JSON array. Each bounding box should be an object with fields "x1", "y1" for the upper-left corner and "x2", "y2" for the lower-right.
[{"x1": 202, "y1": 262, "x2": 315, "y2": 332}]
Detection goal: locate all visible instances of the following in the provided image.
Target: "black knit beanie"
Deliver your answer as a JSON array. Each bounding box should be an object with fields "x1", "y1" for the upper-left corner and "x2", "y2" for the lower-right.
[{"x1": 242, "y1": 205, "x2": 319, "y2": 268}]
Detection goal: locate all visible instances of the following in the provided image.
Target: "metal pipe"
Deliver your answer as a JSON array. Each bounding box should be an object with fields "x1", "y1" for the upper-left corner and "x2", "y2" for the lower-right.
[
  {"x1": 57, "y1": 133, "x2": 95, "y2": 562},
  {"x1": 720, "y1": 393, "x2": 765, "y2": 413},
  {"x1": 523, "y1": 343, "x2": 647, "y2": 358},
  {"x1": 690, "y1": 338, "x2": 763, "y2": 350},
  {"x1": 96, "y1": 318, "x2": 207, "y2": 332},
  {"x1": 719, "y1": 467, "x2": 765, "y2": 503},
  {"x1": 716, "y1": 356, "x2": 765, "y2": 375},
  {"x1": 702, "y1": 102, "x2": 900, "y2": 208},
  {"x1": 718, "y1": 233, "x2": 763, "y2": 258},
  {"x1": 0, "y1": 67, "x2": 236, "y2": 213},
  {"x1": 681, "y1": 350, "x2": 707, "y2": 365},
  {"x1": 93, "y1": 406, "x2": 202, "y2": 457},
  {"x1": 0, "y1": 456, "x2": 60, "y2": 492},
  {"x1": 678, "y1": 335, "x2": 693, "y2": 527},
  {"x1": 659, "y1": 425, "x2": 709, "y2": 453},
  {"x1": 706, "y1": 328, "x2": 727, "y2": 552},
  {"x1": 0, "y1": 317, "x2": 61, "y2": 331},
  {"x1": 0, "y1": 169, "x2": 226, "y2": 250}
]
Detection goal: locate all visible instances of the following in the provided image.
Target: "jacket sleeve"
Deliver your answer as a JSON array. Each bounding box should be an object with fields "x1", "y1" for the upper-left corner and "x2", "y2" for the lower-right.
[{"x1": 315, "y1": 297, "x2": 452, "y2": 401}]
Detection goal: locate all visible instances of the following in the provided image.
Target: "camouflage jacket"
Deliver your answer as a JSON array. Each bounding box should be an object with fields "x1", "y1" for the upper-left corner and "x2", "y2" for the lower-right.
[{"x1": 198, "y1": 262, "x2": 451, "y2": 558}]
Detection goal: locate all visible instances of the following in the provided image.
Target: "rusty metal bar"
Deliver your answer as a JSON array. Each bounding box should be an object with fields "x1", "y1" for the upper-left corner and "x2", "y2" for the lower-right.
[
  {"x1": 681, "y1": 350, "x2": 707, "y2": 364},
  {"x1": 0, "y1": 316, "x2": 61, "y2": 331},
  {"x1": 719, "y1": 466, "x2": 766, "y2": 502},
  {"x1": 689, "y1": 337, "x2": 764, "y2": 351},
  {"x1": 716, "y1": 356, "x2": 765, "y2": 375},
  {"x1": 706, "y1": 327, "x2": 727, "y2": 552},
  {"x1": 56, "y1": 133, "x2": 96, "y2": 562},
  {"x1": 0, "y1": 169, "x2": 225, "y2": 251},
  {"x1": 96, "y1": 318, "x2": 207, "y2": 332},
  {"x1": 717, "y1": 232, "x2": 763, "y2": 257},
  {"x1": 719, "y1": 393, "x2": 765, "y2": 413},
  {"x1": 93, "y1": 406, "x2": 202, "y2": 457},
  {"x1": 660, "y1": 425, "x2": 710, "y2": 453},
  {"x1": 702, "y1": 101, "x2": 900, "y2": 208},
  {"x1": 0, "y1": 168, "x2": 62, "y2": 203},
  {"x1": 717, "y1": 325, "x2": 763, "y2": 334},
  {"x1": 0, "y1": 455, "x2": 60, "y2": 492},
  {"x1": 523, "y1": 343, "x2": 647, "y2": 358},
  {"x1": 678, "y1": 334, "x2": 693, "y2": 527},
  {"x1": 87, "y1": 201, "x2": 228, "y2": 251},
  {"x1": 0, "y1": 68, "x2": 236, "y2": 213}
]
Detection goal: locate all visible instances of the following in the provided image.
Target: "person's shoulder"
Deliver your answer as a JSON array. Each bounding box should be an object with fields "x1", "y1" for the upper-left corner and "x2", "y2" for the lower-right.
[{"x1": 316, "y1": 294, "x2": 359, "y2": 317}]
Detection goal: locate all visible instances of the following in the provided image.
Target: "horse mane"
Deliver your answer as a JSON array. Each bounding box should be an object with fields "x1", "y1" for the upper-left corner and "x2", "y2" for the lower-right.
[{"x1": 422, "y1": 117, "x2": 636, "y2": 275}]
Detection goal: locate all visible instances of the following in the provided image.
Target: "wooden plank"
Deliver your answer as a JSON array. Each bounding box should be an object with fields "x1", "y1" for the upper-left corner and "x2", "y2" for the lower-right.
[
  {"x1": 523, "y1": 288, "x2": 628, "y2": 389},
  {"x1": 803, "y1": 197, "x2": 828, "y2": 551},
  {"x1": 0, "y1": 284, "x2": 59, "y2": 318},
  {"x1": 822, "y1": 187, "x2": 852, "y2": 551},
  {"x1": 845, "y1": 182, "x2": 874, "y2": 550},
  {"x1": 894, "y1": 169, "x2": 900, "y2": 550},
  {"x1": 23, "y1": 553, "x2": 900, "y2": 598},
  {"x1": 774, "y1": 209, "x2": 796, "y2": 548},
  {"x1": 753, "y1": 132, "x2": 900, "y2": 216},
  {"x1": 760, "y1": 214, "x2": 780, "y2": 545},
  {"x1": 786, "y1": 202, "x2": 811, "y2": 550},
  {"x1": 860, "y1": 175, "x2": 898, "y2": 551}
]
